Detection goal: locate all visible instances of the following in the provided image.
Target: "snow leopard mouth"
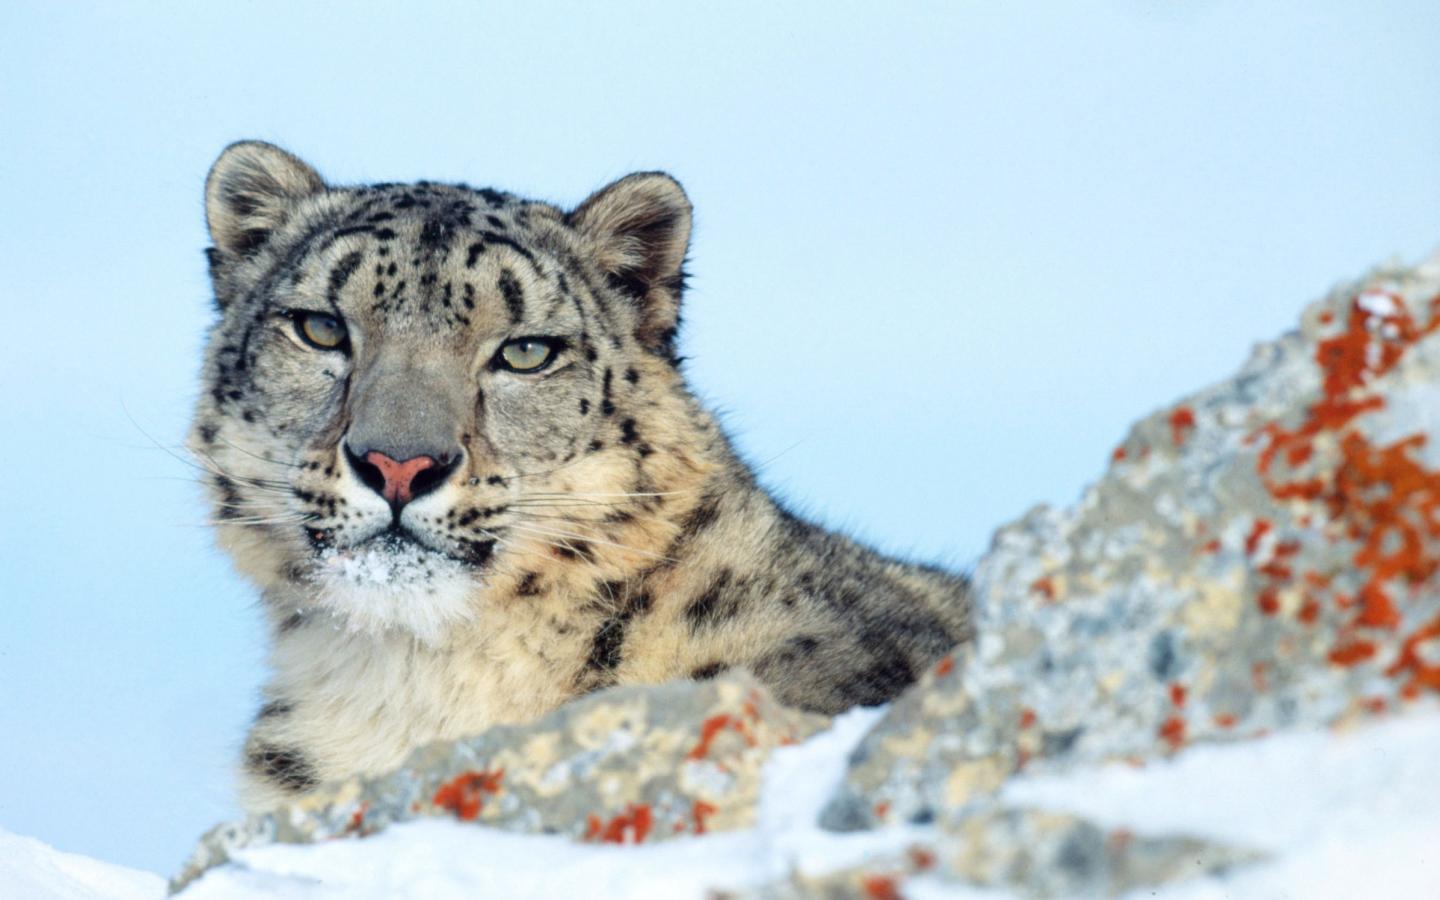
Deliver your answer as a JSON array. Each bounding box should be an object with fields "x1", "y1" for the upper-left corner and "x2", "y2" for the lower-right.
[
  {"x1": 308, "y1": 526, "x2": 491, "y2": 642},
  {"x1": 311, "y1": 525, "x2": 498, "y2": 572}
]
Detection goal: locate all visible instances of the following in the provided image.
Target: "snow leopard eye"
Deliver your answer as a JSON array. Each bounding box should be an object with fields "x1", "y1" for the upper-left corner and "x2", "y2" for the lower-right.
[
  {"x1": 291, "y1": 311, "x2": 349, "y2": 351},
  {"x1": 495, "y1": 337, "x2": 562, "y2": 373}
]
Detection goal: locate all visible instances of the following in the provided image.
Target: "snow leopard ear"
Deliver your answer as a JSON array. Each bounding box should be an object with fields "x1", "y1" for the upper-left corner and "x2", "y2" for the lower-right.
[
  {"x1": 568, "y1": 173, "x2": 692, "y2": 359},
  {"x1": 205, "y1": 141, "x2": 326, "y2": 260}
]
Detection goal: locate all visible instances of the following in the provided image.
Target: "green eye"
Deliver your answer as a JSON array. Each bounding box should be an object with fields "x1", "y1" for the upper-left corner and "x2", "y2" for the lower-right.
[
  {"x1": 293, "y1": 312, "x2": 348, "y2": 351},
  {"x1": 497, "y1": 338, "x2": 561, "y2": 372}
]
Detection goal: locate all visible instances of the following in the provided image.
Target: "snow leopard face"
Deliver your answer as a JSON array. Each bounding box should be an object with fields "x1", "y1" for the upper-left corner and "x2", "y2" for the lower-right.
[{"x1": 191, "y1": 142, "x2": 700, "y2": 639}]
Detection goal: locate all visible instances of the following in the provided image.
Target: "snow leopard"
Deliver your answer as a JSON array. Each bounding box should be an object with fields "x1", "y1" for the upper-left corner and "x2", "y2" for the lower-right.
[{"x1": 191, "y1": 141, "x2": 971, "y2": 810}]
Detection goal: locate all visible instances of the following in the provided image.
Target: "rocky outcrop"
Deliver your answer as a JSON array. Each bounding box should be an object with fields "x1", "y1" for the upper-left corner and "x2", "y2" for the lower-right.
[
  {"x1": 171, "y1": 672, "x2": 825, "y2": 892},
  {"x1": 805, "y1": 254, "x2": 1440, "y2": 893},
  {"x1": 820, "y1": 255, "x2": 1440, "y2": 837},
  {"x1": 175, "y1": 252, "x2": 1440, "y2": 898}
]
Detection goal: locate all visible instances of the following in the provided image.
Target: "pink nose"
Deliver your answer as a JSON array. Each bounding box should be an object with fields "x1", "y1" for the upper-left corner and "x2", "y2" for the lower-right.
[{"x1": 364, "y1": 451, "x2": 437, "y2": 506}]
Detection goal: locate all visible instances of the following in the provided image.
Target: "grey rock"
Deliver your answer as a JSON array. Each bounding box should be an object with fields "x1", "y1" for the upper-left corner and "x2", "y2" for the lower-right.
[
  {"x1": 822, "y1": 253, "x2": 1440, "y2": 840},
  {"x1": 172, "y1": 671, "x2": 826, "y2": 893}
]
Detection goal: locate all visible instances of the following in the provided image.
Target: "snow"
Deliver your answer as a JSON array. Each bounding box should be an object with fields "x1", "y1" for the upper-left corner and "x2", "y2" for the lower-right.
[
  {"x1": 6, "y1": 708, "x2": 1438, "y2": 898},
  {"x1": 313, "y1": 537, "x2": 479, "y2": 643},
  {"x1": 1003, "y1": 709, "x2": 1440, "y2": 900},
  {"x1": 1356, "y1": 290, "x2": 1401, "y2": 318},
  {"x1": 0, "y1": 828, "x2": 164, "y2": 900}
]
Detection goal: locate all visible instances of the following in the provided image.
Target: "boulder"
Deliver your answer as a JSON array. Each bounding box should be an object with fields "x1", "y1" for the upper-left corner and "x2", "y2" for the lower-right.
[
  {"x1": 817, "y1": 252, "x2": 1440, "y2": 894},
  {"x1": 172, "y1": 671, "x2": 826, "y2": 892}
]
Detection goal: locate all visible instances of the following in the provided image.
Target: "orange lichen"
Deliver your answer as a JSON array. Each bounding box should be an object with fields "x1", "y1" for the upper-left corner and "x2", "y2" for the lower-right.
[
  {"x1": 691, "y1": 800, "x2": 717, "y2": 835},
  {"x1": 431, "y1": 769, "x2": 504, "y2": 821},
  {"x1": 1258, "y1": 561, "x2": 1294, "y2": 581},
  {"x1": 1303, "y1": 571, "x2": 1331, "y2": 588},
  {"x1": 1328, "y1": 640, "x2": 1377, "y2": 666},
  {"x1": 1386, "y1": 615, "x2": 1440, "y2": 692},
  {"x1": 687, "y1": 713, "x2": 754, "y2": 761},
  {"x1": 1112, "y1": 446, "x2": 1128, "y2": 462},
  {"x1": 1168, "y1": 683, "x2": 1187, "y2": 707},
  {"x1": 1200, "y1": 538, "x2": 1222, "y2": 554},
  {"x1": 1169, "y1": 406, "x2": 1197, "y2": 447},
  {"x1": 1019, "y1": 708, "x2": 1037, "y2": 729},
  {"x1": 1252, "y1": 534, "x2": 1301, "y2": 616},
  {"x1": 907, "y1": 846, "x2": 937, "y2": 871},
  {"x1": 1214, "y1": 713, "x2": 1238, "y2": 729},
  {"x1": 873, "y1": 801, "x2": 890, "y2": 819},
  {"x1": 1244, "y1": 519, "x2": 1273, "y2": 557},
  {"x1": 861, "y1": 874, "x2": 902, "y2": 900},
  {"x1": 585, "y1": 804, "x2": 653, "y2": 844},
  {"x1": 343, "y1": 802, "x2": 370, "y2": 835},
  {"x1": 1252, "y1": 291, "x2": 1440, "y2": 692},
  {"x1": 1030, "y1": 576, "x2": 1057, "y2": 601},
  {"x1": 1159, "y1": 716, "x2": 1187, "y2": 750},
  {"x1": 933, "y1": 655, "x2": 955, "y2": 678}
]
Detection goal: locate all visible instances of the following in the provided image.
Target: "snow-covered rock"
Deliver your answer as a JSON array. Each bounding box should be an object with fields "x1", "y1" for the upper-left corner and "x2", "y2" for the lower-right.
[
  {"x1": 172, "y1": 671, "x2": 826, "y2": 892},
  {"x1": 815, "y1": 252, "x2": 1440, "y2": 893}
]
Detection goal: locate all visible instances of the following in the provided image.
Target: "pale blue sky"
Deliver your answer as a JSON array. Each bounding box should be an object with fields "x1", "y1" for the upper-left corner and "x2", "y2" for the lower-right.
[{"x1": 2, "y1": 0, "x2": 1438, "y2": 874}]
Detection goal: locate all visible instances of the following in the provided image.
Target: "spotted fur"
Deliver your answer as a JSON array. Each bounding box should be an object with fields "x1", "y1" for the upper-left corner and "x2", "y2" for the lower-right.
[{"x1": 190, "y1": 141, "x2": 971, "y2": 811}]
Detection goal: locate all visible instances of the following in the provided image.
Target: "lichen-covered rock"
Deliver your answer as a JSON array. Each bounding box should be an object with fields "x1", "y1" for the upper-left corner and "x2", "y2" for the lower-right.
[
  {"x1": 822, "y1": 253, "x2": 1440, "y2": 836},
  {"x1": 172, "y1": 671, "x2": 826, "y2": 893},
  {"x1": 725, "y1": 805, "x2": 1260, "y2": 899}
]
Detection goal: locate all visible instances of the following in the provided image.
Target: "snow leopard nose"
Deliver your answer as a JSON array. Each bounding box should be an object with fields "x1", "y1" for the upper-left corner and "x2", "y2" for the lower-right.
[{"x1": 345, "y1": 446, "x2": 460, "y2": 508}]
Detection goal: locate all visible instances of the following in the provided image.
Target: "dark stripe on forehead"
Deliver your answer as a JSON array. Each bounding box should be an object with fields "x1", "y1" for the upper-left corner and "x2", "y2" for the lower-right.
[
  {"x1": 326, "y1": 251, "x2": 364, "y2": 309},
  {"x1": 327, "y1": 224, "x2": 374, "y2": 242},
  {"x1": 465, "y1": 231, "x2": 541, "y2": 274},
  {"x1": 601, "y1": 368, "x2": 615, "y2": 416},
  {"x1": 498, "y1": 268, "x2": 525, "y2": 325},
  {"x1": 243, "y1": 195, "x2": 373, "y2": 310},
  {"x1": 555, "y1": 248, "x2": 619, "y2": 335},
  {"x1": 479, "y1": 231, "x2": 540, "y2": 272},
  {"x1": 564, "y1": 275, "x2": 593, "y2": 333}
]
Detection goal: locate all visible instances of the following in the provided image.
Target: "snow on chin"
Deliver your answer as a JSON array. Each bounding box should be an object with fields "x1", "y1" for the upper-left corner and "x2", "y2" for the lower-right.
[{"x1": 313, "y1": 537, "x2": 479, "y2": 643}]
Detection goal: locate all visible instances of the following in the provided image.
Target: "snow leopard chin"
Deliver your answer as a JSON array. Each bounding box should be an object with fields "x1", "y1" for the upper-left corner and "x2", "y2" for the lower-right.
[{"x1": 311, "y1": 534, "x2": 482, "y2": 643}]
